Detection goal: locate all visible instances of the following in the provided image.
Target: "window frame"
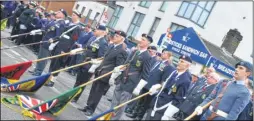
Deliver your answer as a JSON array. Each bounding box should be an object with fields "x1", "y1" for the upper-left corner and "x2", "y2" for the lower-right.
[
  {"x1": 148, "y1": 17, "x2": 161, "y2": 37},
  {"x1": 107, "y1": 5, "x2": 124, "y2": 29},
  {"x1": 139, "y1": 1, "x2": 152, "y2": 8},
  {"x1": 176, "y1": 1, "x2": 216, "y2": 27},
  {"x1": 81, "y1": 7, "x2": 86, "y2": 15},
  {"x1": 127, "y1": 12, "x2": 146, "y2": 38},
  {"x1": 159, "y1": 1, "x2": 168, "y2": 12},
  {"x1": 75, "y1": 4, "x2": 80, "y2": 10}
]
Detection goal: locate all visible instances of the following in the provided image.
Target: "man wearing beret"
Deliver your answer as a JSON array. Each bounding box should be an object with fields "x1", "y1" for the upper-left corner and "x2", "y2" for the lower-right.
[
  {"x1": 29, "y1": 9, "x2": 68, "y2": 77},
  {"x1": 145, "y1": 54, "x2": 192, "y2": 120},
  {"x1": 127, "y1": 48, "x2": 176, "y2": 120},
  {"x1": 195, "y1": 61, "x2": 252, "y2": 120},
  {"x1": 14, "y1": 1, "x2": 37, "y2": 45},
  {"x1": 78, "y1": 30, "x2": 128, "y2": 116},
  {"x1": 107, "y1": 33, "x2": 153, "y2": 120},
  {"x1": 44, "y1": 10, "x2": 84, "y2": 86},
  {"x1": 148, "y1": 45, "x2": 158, "y2": 67},
  {"x1": 69, "y1": 25, "x2": 108, "y2": 100}
]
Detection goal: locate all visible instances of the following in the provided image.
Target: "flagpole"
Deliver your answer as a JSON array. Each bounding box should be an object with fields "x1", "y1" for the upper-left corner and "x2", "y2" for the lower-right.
[
  {"x1": 184, "y1": 100, "x2": 213, "y2": 120},
  {"x1": 50, "y1": 57, "x2": 103, "y2": 75},
  {"x1": 25, "y1": 63, "x2": 125, "y2": 112}
]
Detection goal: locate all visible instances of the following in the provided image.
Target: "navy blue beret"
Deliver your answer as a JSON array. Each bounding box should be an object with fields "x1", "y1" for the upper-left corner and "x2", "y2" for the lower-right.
[
  {"x1": 235, "y1": 61, "x2": 253, "y2": 72},
  {"x1": 179, "y1": 54, "x2": 192, "y2": 63}
]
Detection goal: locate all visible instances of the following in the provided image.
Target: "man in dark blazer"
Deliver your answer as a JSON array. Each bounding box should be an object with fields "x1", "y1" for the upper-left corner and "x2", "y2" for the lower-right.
[
  {"x1": 78, "y1": 30, "x2": 128, "y2": 116},
  {"x1": 146, "y1": 55, "x2": 192, "y2": 120},
  {"x1": 109, "y1": 34, "x2": 153, "y2": 120},
  {"x1": 127, "y1": 49, "x2": 176, "y2": 120},
  {"x1": 70, "y1": 25, "x2": 108, "y2": 102},
  {"x1": 173, "y1": 72, "x2": 219, "y2": 120},
  {"x1": 147, "y1": 45, "x2": 158, "y2": 67}
]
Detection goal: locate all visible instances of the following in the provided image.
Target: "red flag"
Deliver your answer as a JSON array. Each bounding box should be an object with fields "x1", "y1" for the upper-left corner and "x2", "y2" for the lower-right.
[{"x1": 1, "y1": 61, "x2": 33, "y2": 80}]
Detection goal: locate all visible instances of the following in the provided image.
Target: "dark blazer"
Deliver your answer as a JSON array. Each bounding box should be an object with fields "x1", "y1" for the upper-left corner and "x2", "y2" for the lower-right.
[
  {"x1": 81, "y1": 36, "x2": 108, "y2": 70},
  {"x1": 150, "y1": 71, "x2": 192, "y2": 114},
  {"x1": 237, "y1": 100, "x2": 253, "y2": 120},
  {"x1": 179, "y1": 83, "x2": 216, "y2": 115},
  {"x1": 144, "y1": 60, "x2": 176, "y2": 90},
  {"x1": 119, "y1": 50, "x2": 152, "y2": 93},
  {"x1": 95, "y1": 43, "x2": 128, "y2": 83}
]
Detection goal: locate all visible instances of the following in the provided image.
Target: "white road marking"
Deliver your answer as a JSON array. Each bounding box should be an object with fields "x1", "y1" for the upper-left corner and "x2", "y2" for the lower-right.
[
  {"x1": 10, "y1": 50, "x2": 21, "y2": 56},
  {"x1": 20, "y1": 57, "x2": 28, "y2": 62},
  {"x1": 3, "y1": 52, "x2": 15, "y2": 59}
]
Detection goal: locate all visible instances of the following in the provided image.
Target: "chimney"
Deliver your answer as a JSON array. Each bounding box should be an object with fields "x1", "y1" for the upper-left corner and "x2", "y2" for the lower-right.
[{"x1": 221, "y1": 29, "x2": 243, "y2": 55}]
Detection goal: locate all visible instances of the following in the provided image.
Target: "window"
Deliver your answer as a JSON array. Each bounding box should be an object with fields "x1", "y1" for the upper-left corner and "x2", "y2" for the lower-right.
[
  {"x1": 81, "y1": 7, "x2": 86, "y2": 15},
  {"x1": 94, "y1": 12, "x2": 100, "y2": 20},
  {"x1": 139, "y1": 1, "x2": 152, "y2": 8},
  {"x1": 75, "y1": 4, "x2": 80, "y2": 10},
  {"x1": 176, "y1": 1, "x2": 215, "y2": 27},
  {"x1": 170, "y1": 23, "x2": 186, "y2": 32},
  {"x1": 127, "y1": 12, "x2": 145, "y2": 37},
  {"x1": 159, "y1": 1, "x2": 168, "y2": 12},
  {"x1": 148, "y1": 17, "x2": 161, "y2": 37},
  {"x1": 107, "y1": 5, "x2": 123, "y2": 29},
  {"x1": 84, "y1": 9, "x2": 92, "y2": 24}
]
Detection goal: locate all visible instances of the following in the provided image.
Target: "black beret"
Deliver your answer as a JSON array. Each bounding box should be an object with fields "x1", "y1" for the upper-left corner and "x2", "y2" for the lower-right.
[
  {"x1": 115, "y1": 30, "x2": 127, "y2": 38},
  {"x1": 179, "y1": 54, "x2": 192, "y2": 63}
]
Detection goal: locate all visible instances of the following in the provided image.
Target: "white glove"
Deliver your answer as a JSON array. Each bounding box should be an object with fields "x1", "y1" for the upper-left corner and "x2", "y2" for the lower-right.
[
  {"x1": 62, "y1": 35, "x2": 70, "y2": 39},
  {"x1": 195, "y1": 106, "x2": 203, "y2": 115},
  {"x1": 91, "y1": 59, "x2": 102, "y2": 65},
  {"x1": 20, "y1": 24, "x2": 27, "y2": 30},
  {"x1": 48, "y1": 41, "x2": 59, "y2": 51},
  {"x1": 88, "y1": 60, "x2": 102, "y2": 73},
  {"x1": 30, "y1": 29, "x2": 42, "y2": 35},
  {"x1": 132, "y1": 79, "x2": 148, "y2": 96},
  {"x1": 109, "y1": 71, "x2": 122, "y2": 86},
  {"x1": 70, "y1": 48, "x2": 83, "y2": 55},
  {"x1": 113, "y1": 66, "x2": 122, "y2": 73},
  {"x1": 162, "y1": 102, "x2": 179, "y2": 119},
  {"x1": 149, "y1": 84, "x2": 162, "y2": 95}
]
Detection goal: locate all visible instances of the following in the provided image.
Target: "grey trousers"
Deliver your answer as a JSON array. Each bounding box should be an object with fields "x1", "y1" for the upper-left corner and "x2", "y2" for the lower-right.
[
  {"x1": 110, "y1": 83, "x2": 132, "y2": 120},
  {"x1": 34, "y1": 46, "x2": 50, "y2": 74}
]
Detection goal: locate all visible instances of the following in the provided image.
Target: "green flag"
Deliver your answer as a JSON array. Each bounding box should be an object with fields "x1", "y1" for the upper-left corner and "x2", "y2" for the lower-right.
[{"x1": 1, "y1": 18, "x2": 8, "y2": 31}]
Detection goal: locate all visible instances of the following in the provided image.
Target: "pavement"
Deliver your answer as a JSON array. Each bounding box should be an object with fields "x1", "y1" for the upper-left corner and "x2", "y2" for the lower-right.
[{"x1": 1, "y1": 28, "x2": 133, "y2": 120}]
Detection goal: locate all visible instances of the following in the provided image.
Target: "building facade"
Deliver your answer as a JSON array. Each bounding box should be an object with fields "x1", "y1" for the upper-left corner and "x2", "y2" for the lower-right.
[{"x1": 73, "y1": 1, "x2": 253, "y2": 63}]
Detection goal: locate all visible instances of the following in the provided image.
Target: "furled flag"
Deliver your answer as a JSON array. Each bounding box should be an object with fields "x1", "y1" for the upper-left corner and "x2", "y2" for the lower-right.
[
  {"x1": 1, "y1": 74, "x2": 51, "y2": 92},
  {"x1": 89, "y1": 109, "x2": 114, "y2": 120},
  {"x1": 1, "y1": 61, "x2": 33, "y2": 80},
  {"x1": 1, "y1": 86, "x2": 82, "y2": 119},
  {"x1": 1, "y1": 18, "x2": 8, "y2": 31}
]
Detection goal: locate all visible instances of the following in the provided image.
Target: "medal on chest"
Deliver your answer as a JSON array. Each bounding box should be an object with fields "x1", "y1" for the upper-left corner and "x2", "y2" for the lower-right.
[
  {"x1": 136, "y1": 60, "x2": 141, "y2": 67},
  {"x1": 201, "y1": 94, "x2": 206, "y2": 99},
  {"x1": 159, "y1": 63, "x2": 165, "y2": 71},
  {"x1": 171, "y1": 84, "x2": 177, "y2": 93},
  {"x1": 250, "y1": 111, "x2": 253, "y2": 116}
]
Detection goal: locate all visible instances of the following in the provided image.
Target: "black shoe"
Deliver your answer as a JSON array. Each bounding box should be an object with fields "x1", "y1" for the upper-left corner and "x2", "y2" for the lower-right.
[
  {"x1": 78, "y1": 107, "x2": 87, "y2": 112},
  {"x1": 134, "y1": 116, "x2": 143, "y2": 120},
  {"x1": 125, "y1": 112, "x2": 137, "y2": 118},
  {"x1": 28, "y1": 70, "x2": 34, "y2": 74},
  {"x1": 84, "y1": 110, "x2": 93, "y2": 116},
  {"x1": 107, "y1": 98, "x2": 112, "y2": 102},
  {"x1": 124, "y1": 107, "x2": 133, "y2": 114}
]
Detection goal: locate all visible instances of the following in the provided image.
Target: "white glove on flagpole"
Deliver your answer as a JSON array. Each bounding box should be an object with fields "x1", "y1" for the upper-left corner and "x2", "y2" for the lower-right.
[
  {"x1": 195, "y1": 106, "x2": 203, "y2": 115},
  {"x1": 30, "y1": 29, "x2": 42, "y2": 35},
  {"x1": 88, "y1": 59, "x2": 102, "y2": 73},
  {"x1": 149, "y1": 84, "x2": 162, "y2": 95},
  {"x1": 161, "y1": 102, "x2": 179, "y2": 120},
  {"x1": 109, "y1": 71, "x2": 122, "y2": 86},
  {"x1": 49, "y1": 41, "x2": 59, "y2": 51},
  {"x1": 132, "y1": 79, "x2": 148, "y2": 96},
  {"x1": 70, "y1": 48, "x2": 83, "y2": 55}
]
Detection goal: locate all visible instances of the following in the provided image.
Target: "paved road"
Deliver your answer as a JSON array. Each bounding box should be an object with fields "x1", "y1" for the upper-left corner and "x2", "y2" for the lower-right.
[{"x1": 1, "y1": 28, "x2": 133, "y2": 120}]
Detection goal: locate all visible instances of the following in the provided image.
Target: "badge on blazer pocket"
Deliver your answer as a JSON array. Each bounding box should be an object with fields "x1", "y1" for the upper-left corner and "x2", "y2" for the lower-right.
[
  {"x1": 92, "y1": 47, "x2": 97, "y2": 52},
  {"x1": 50, "y1": 26, "x2": 55, "y2": 31},
  {"x1": 201, "y1": 94, "x2": 206, "y2": 99},
  {"x1": 136, "y1": 60, "x2": 141, "y2": 67},
  {"x1": 172, "y1": 84, "x2": 177, "y2": 93}
]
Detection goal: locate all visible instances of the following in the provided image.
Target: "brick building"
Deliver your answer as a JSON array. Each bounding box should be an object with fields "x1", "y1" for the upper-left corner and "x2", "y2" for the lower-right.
[{"x1": 38, "y1": 1, "x2": 75, "y2": 16}]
